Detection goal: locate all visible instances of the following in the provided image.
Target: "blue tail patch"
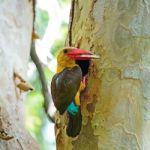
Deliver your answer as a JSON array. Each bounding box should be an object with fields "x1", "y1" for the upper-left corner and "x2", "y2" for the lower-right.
[{"x1": 67, "y1": 102, "x2": 78, "y2": 115}]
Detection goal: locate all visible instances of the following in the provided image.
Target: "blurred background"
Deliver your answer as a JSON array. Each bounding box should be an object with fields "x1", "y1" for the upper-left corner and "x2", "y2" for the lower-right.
[{"x1": 26, "y1": 0, "x2": 71, "y2": 149}]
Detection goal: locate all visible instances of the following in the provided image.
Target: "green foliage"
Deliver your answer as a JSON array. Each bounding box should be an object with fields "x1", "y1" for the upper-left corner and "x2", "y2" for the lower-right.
[
  {"x1": 25, "y1": 92, "x2": 43, "y2": 135},
  {"x1": 51, "y1": 38, "x2": 65, "y2": 56},
  {"x1": 25, "y1": 91, "x2": 53, "y2": 150},
  {"x1": 29, "y1": 69, "x2": 42, "y2": 91},
  {"x1": 58, "y1": 0, "x2": 71, "y2": 6},
  {"x1": 44, "y1": 66, "x2": 55, "y2": 81},
  {"x1": 35, "y1": 8, "x2": 49, "y2": 38},
  {"x1": 51, "y1": 22, "x2": 69, "y2": 56}
]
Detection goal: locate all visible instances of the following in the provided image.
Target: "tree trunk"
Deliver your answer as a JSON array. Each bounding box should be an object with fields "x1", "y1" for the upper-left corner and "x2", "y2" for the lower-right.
[
  {"x1": 56, "y1": 0, "x2": 150, "y2": 149},
  {"x1": 0, "y1": 1, "x2": 40, "y2": 150}
]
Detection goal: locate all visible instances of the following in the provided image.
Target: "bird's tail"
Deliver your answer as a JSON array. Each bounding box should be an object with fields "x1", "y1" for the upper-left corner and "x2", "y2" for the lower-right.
[{"x1": 66, "y1": 107, "x2": 82, "y2": 137}]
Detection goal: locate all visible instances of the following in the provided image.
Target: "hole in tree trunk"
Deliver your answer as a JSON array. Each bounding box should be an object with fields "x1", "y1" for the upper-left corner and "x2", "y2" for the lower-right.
[{"x1": 76, "y1": 60, "x2": 90, "y2": 77}]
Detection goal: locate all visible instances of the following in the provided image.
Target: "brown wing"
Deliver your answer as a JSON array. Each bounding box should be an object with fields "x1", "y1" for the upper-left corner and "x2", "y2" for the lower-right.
[{"x1": 51, "y1": 66, "x2": 82, "y2": 114}]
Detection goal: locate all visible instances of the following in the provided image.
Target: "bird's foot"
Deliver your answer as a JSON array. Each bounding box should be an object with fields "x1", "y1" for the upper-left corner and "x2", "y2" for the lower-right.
[
  {"x1": 67, "y1": 102, "x2": 79, "y2": 115},
  {"x1": 80, "y1": 75, "x2": 88, "y2": 91}
]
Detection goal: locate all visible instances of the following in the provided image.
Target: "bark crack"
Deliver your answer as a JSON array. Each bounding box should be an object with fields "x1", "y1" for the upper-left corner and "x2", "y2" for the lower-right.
[
  {"x1": 68, "y1": 0, "x2": 75, "y2": 46},
  {"x1": 142, "y1": 0, "x2": 150, "y2": 13},
  {"x1": 90, "y1": 0, "x2": 98, "y2": 15},
  {"x1": 17, "y1": 139, "x2": 24, "y2": 150},
  {"x1": 115, "y1": 123, "x2": 141, "y2": 150}
]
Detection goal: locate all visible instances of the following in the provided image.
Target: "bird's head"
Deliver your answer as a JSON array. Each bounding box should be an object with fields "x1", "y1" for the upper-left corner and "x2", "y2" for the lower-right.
[
  {"x1": 58, "y1": 47, "x2": 99, "y2": 60},
  {"x1": 57, "y1": 47, "x2": 99, "y2": 73}
]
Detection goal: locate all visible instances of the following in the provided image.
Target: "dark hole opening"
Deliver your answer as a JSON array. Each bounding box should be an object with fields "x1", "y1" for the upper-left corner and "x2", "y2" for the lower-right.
[{"x1": 76, "y1": 60, "x2": 90, "y2": 77}]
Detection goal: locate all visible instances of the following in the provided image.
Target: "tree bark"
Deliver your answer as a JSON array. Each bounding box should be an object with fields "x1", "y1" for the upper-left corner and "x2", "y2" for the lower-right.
[
  {"x1": 56, "y1": 0, "x2": 150, "y2": 149},
  {"x1": 0, "y1": 0, "x2": 40, "y2": 150}
]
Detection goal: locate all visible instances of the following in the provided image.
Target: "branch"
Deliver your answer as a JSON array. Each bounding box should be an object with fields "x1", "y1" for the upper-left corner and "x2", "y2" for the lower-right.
[{"x1": 30, "y1": 42, "x2": 55, "y2": 123}]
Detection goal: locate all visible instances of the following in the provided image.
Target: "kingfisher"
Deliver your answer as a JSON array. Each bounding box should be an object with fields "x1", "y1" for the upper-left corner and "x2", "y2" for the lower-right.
[{"x1": 51, "y1": 47, "x2": 99, "y2": 137}]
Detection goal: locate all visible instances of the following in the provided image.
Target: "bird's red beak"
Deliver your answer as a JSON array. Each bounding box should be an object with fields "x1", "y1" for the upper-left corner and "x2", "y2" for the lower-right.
[{"x1": 67, "y1": 48, "x2": 100, "y2": 60}]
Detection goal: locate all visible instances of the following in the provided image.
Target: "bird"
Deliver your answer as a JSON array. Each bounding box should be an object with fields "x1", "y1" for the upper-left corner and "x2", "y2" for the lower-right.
[{"x1": 51, "y1": 47, "x2": 99, "y2": 137}]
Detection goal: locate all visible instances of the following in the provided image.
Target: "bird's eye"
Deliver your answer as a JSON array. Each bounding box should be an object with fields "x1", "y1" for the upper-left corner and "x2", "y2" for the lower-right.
[{"x1": 63, "y1": 49, "x2": 68, "y2": 54}]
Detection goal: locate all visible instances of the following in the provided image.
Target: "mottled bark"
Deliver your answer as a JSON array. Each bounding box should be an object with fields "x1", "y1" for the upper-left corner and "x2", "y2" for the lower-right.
[
  {"x1": 0, "y1": 0, "x2": 40, "y2": 150},
  {"x1": 56, "y1": 0, "x2": 150, "y2": 150}
]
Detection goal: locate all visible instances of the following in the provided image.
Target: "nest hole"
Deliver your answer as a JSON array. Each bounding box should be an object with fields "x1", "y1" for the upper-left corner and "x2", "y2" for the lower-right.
[{"x1": 76, "y1": 60, "x2": 90, "y2": 77}]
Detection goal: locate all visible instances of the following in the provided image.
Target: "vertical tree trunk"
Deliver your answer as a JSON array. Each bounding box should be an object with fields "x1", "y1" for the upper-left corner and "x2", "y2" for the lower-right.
[
  {"x1": 56, "y1": 0, "x2": 150, "y2": 149},
  {"x1": 0, "y1": 0, "x2": 40, "y2": 149}
]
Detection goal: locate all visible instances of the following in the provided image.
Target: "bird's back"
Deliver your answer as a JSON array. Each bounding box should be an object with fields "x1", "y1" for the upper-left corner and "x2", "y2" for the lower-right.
[{"x1": 51, "y1": 66, "x2": 82, "y2": 114}]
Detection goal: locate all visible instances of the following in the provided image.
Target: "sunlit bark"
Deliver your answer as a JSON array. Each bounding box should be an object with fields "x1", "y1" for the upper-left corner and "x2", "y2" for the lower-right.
[
  {"x1": 0, "y1": 0, "x2": 40, "y2": 149},
  {"x1": 56, "y1": 0, "x2": 150, "y2": 149}
]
